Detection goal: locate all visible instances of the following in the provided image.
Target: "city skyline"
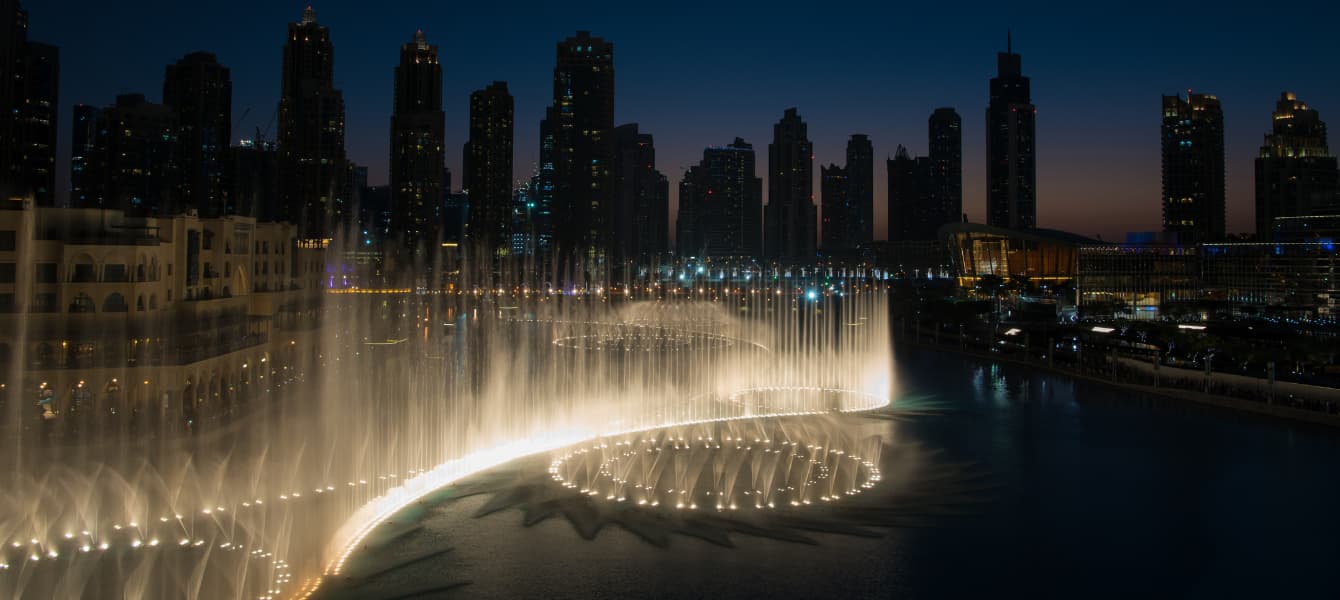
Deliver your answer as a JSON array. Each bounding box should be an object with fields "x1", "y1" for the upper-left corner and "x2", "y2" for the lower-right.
[{"x1": 25, "y1": 1, "x2": 1340, "y2": 241}]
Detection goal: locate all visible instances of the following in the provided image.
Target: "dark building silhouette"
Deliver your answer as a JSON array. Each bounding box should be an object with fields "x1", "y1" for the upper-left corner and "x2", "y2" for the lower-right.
[
  {"x1": 550, "y1": 31, "x2": 615, "y2": 269},
  {"x1": 70, "y1": 104, "x2": 98, "y2": 207},
  {"x1": 388, "y1": 29, "x2": 446, "y2": 263},
  {"x1": 613, "y1": 123, "x2": 669, "y2": 263},
  {"x1": 1255, "y1": 92, "x2": 1338, "y2": 241},
  {"x1": 764, "y1": 108, "x2": 816, "y2": 262},
  {"x1": 278, "y1": 6, "x2": 347, "y2": 238},
  {"x1": 887, "y1": 146, "x2": 934, "y2": 241},
  {"x1": 820, "y1": 164, "x2": 849, "y2": 251},
  {"x1": 1162, "y1": 92, "x2": 1225, "y2": 243},
  {"x1": 0, "y1": 0, "x2": 58, "y2": 205},
  {"x1": 677, "y1": 138, "x2": 763, "y2": 259},
  {"x1": 929, "y1": 108, "x2": 963, "y2": 226},
  {"x1": 820, "y1": 134, "x2": 874, "y2": 256},
  {"x1": 164, "y1": 52, "x2": 231, "y2": 217},
  {"x1": 986, "y1": 35, "x2": 1036, "y2": 230},
  {"x1": 464, "y1": 81, "x2": 514, "y2": 259},
  {"x1": 86, "y1": 94, "x2": 181, "y2": 215},
  {"x1": 229, "y1": 136, "x2": 278, "y2": 221}
]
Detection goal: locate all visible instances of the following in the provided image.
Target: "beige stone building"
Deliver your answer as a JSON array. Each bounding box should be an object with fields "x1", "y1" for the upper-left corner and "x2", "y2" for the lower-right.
[{"x1": 0, "y1": 199, "x2": 327, "y2": 424}]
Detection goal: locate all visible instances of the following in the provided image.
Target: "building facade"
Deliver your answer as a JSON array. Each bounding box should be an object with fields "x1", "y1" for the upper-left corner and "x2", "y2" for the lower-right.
[
  {"x1": 1255, "y1": 92, "x2": 1338, "y2": 241},
  {"x1": 1162, "y1": 92, "x2": 1225, "y2": 243},
  {"x1": 0, "y1": 200, "x2": 327, "y2": 423},
  {"x1": 88, "y1": 94, "x2": 182, "y2": 216}
]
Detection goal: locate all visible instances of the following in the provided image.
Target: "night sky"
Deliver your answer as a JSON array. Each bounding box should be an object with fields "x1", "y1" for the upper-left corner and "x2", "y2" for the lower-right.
[{"x1": 31, "y1": 1, "x2": 1340, "y2": 241}]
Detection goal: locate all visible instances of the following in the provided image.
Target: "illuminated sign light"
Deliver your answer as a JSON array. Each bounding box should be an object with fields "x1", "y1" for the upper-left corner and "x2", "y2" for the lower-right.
[
  {"x1": 1090, "y1": 326, "x2": 1116, "y2": 334},
  {"x1": 1003, "y1": 328, "x2": 1022, "y2": 336},
  {"x1": 1177, "y1": 324, "x2": 1207, "y2": 330}
]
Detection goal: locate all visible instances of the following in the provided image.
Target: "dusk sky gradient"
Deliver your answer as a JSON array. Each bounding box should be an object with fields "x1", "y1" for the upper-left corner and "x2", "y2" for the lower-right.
[{"x1": 31, "y1": 1, "x2": 1340, "y2": 241}]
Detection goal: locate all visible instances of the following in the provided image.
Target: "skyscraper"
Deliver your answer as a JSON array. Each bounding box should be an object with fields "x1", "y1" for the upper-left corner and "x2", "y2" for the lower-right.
[
  {"x1": 1255, "y1": 92, "x2": 1338, "y2": 241},
  {"x1": 677, "y1": 138, "x2": 763, "y2": 259},
  {"x1": 929, "y1": 108, "x2": 963, "y2": 226},
  {"x1": 764, "y1": 108, "x2": 816, "y2": 262},
  {"x1": 229, "y1": 136, "x2": 278, "y2": 221},
  {"x1": 164, "y1": 52, "x2": 232, "y2": 217},
  {"x1": 278, "y1": 6, "x2": 347, "y2": 238},
  {"x1": 550, "y1": 31, "x2": 615, "y2": 268},
  {"x1": 986, "y1": 35, "x2": 1036, "y2": 230},
  {"x1": 613, "y1": 123, "x2": 669, "y2": 263},
  {"x1": 88, "y1": 94, "x2": 181, "y2": 215},
  {"x1": 464, "y1": 81, "x2": 514, "y2": 259},
  {"x1": 389, "y1": 30, "x2": 446, "y2": 261},
  {"x1": 1162, "y1": 92, "x2": 1225, "y2": 243},
  {"x1": 0, "y1": 0, "x2": 58, "y2": 205},
  {"x1": 70, "y1": 104, "x2": 98, "y2": 207},
  {"x1": 820, "y1": 134, "x2": 874, "y2": 256},
  {"x1": 887, "y1": 146, "x2": 934, "y2": 241},
  {"x1": 820, "y1": 164, "x2": 850, "y2": 251}
]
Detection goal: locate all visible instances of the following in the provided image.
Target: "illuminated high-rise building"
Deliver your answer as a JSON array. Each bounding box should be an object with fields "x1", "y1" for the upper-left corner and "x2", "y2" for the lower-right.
[
  {"x1": 389, "y1": 29, "x2": 445, "y2": 260},
  {"x1": 88, "y1": 93, "x2": 181, "y2": 216},
  {"x1": 278, "y1": 6, "x2": 347, "y2": 238},
  {"x1": 550, "y1": 31, "x2": 615, "y2": 269},
  {"x1": 70, "y1": 104, "x2": 98, "y2": 207},
  {"x1": 1162, "y1": 92, "x2": 1225, "y2": 243},
  {"x1": 986, "y1": 34, "x2": 1036, "y2": 230},
  {"x1": 1255, "y1": 91, "x2": 1338, "y2": 240}
]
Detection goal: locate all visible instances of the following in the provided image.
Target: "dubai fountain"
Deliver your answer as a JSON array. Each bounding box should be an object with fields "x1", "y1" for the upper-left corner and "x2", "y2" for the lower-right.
[{"x1": 0, "y1": 268, "x2": 893, "y2": 599}]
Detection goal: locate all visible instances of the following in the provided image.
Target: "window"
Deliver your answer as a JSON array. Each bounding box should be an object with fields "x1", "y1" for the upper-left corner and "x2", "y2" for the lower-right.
[
  {"x1": 103, "y1": 293, "x2": 128, "y2": 312},
  {"x1": 0, "y1": 262, "x2": 14, "y2": 283},
  {"x1": 0, "y1": 230, "x2": 14, "y2": 251},
  {"x1": 35, "y1": 263, "x2": 56, "y2": 283},
  {"x1": 71, "y1": 262, "x2": 96, "y2": 282},
  {"x1": 70, "y1": 293, "x2": 95, "y2": 313},
  {"x1": 31, "y1": 292, "x2": 56, "y2": 313},
  {"x1": 103, "y1": 264, "x2": 128, "y2": 282},
  {"x1": 0, "y1": 293, "x2": 14, "y2": 313}
]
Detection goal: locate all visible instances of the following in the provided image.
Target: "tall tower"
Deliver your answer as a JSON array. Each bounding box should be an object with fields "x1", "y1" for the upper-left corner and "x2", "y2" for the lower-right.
[
  {"x1": 0, "y1": 0, "x2": 58, "y2": 205},
  {"x1": 613, "y1": 123, "x2": 669, "y2": 263},
  {"x1": 164, "y1": 52, "x2": 232, "y2": 217},
  {"x1": 929, "y1": 107, "x2": 962, "y2": 227},
  {"x1": 846, "y1": 134, "x2": 874, "y2": 246},
  {"x1": 464, "y1": 81, "x2": 514, "y2": 259},
  {"x1": 986, "y1": 34, "x2": 1036, "y2": 230},
  {"x1": 70, "y1": 104, "x2": 99, "y2": 207},
  {"x1": 1162, "y1": 92, "x2": 1225, "y2": 243},
  {"x1": 820, "y1": 163, "x2": 850, "y2": 252},
  {"x1": 551, "y1": 31, "x2": 615, "y2": 270},
  {"x1": 278, "y1": 6, "x2": 347, "y2": 237},
  {"x1": 1255, "y1": 92, "x2": 1338, "y2": 240},
  {"x1": 89, "y1": 94, "x2": 181, "y2": 215},
  {"x1": 764, "y1": 108, "x2": 816, "y2": 262},
  {"x1": 389, "y1": 29, "x2": 445, "y2": 261}
]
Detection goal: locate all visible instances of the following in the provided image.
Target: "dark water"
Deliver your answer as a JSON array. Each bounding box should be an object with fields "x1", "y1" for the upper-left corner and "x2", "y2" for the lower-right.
[{"x1": 353, "y1": 347, "x2": 1340, "y2": 599}]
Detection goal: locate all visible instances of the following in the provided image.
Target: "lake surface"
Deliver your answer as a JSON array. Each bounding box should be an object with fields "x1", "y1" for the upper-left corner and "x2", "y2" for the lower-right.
[{"x1": 349, "y1": 346, "x2": 1340, "y2": 599}]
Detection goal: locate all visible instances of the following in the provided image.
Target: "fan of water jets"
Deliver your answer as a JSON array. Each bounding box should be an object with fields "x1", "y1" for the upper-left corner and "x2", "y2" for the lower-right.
[{"x1": 2, "y1": 273, "x2": 892, "y2": 599}]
